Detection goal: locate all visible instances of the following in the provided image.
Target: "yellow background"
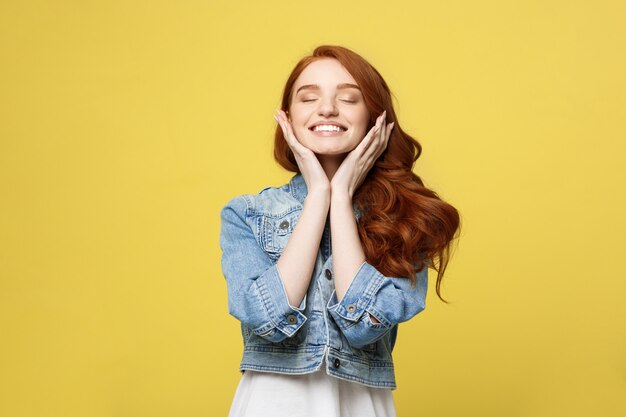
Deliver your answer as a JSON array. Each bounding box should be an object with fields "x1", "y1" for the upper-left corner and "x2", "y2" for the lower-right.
[{"x1": 1, "y1": 0, "x2": 624, "y2": 416}]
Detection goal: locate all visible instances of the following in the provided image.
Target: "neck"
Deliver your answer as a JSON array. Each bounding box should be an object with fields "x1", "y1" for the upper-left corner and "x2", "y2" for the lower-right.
[{"x1": 316, "y1": 153, "x2": 347, "y2": 181}]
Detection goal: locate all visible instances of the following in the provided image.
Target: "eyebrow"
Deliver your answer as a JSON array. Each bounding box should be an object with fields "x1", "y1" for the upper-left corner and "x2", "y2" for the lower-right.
[{"x1": 295, "y1": 83, "x2": 362, "y2": 94}]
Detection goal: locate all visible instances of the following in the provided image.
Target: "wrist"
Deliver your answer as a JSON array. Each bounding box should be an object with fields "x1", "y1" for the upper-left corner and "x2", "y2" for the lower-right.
[
  {"x1": 304, "y1": 187, "x2": 331, "y2": 207},
  {"x1": 330, "y1": 192, "x2": 353, "y2": 211}
]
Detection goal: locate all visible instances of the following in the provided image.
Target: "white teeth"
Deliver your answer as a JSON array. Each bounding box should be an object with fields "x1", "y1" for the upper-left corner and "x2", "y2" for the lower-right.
[{"x1": 312, "y1": 125, "x2": 344, "y2": 132}]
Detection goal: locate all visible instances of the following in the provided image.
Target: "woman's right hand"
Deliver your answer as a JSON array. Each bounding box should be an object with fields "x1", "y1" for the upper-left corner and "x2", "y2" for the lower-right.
[{"x1": 274, "y1": 109, "x2": 330, "y2": 194}]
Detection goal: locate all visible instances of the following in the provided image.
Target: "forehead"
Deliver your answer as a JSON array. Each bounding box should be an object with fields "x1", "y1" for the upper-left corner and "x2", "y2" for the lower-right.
[{"x1": 293, "y1": 58, "x2": 358, "y2": 90}]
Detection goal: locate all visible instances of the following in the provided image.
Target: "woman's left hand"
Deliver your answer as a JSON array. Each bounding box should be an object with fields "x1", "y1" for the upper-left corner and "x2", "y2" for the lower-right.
[{"x1": 330, "y1": 110, "x2": 394, "y2": 199}]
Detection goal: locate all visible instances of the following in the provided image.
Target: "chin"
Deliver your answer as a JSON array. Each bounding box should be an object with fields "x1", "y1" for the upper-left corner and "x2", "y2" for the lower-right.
[
  {"x1": 313, "y1": 150, "x2": 348, "y2": 157},
  {"x1": 302, "y1": 138, "x2": 357, "y2": 155},
  {"x1": 310, "y1": 145, "x2": 353, "y2": 156}
]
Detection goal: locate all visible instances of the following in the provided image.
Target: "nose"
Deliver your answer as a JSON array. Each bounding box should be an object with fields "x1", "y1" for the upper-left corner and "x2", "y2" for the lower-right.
[{"x1": 317, "y1": 96, "x2": 338, "y2": 117}]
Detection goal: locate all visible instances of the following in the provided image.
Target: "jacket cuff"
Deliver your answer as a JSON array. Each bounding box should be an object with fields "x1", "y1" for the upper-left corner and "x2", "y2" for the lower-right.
[
  {"x1": 254, "y1": 263, "x2": 307, "y2": 338},
  {"x1": 326, "y1": 261, "x2": 389, "y2": 328}
]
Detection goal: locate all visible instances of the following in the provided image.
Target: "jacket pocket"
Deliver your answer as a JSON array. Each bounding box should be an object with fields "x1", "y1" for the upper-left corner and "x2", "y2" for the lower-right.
[{"x1": 260, "y1": 211, "x2": 300, "y2": 261}]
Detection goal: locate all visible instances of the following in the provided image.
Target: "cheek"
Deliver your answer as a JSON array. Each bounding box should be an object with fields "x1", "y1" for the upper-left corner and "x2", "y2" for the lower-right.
[
  {"x1": 296, "y1": 125, "x2": 311, "y2": 137},
  {"x1": 354, "y1": 112, "x2": 370, "y2": 135},
  {"x1": 290, "y1": 116, "x2": 310, "y2": 133},
  {"x1": 353, "y1": 124, "x2": 368, "y2": 141}
]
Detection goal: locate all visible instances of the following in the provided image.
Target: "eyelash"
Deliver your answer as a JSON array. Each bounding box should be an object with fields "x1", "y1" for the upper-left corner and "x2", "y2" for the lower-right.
[{"x1": 302, "y1": 99, "x2": 356, "y2": 104}]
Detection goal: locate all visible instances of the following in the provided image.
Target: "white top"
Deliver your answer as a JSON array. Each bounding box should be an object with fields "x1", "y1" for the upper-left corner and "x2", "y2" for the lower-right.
[{"x1": 227, "y1": 357, "x2": 396, "y2": 417}]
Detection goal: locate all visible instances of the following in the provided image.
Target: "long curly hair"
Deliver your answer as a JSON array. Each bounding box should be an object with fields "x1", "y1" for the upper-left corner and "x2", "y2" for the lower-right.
[{"x1": 274, "y1": 45, "x2": 461, "y2": 303}]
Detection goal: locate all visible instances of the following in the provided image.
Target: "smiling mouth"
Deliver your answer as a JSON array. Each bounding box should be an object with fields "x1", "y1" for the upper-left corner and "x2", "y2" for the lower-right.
[
  {"x1": 309, "y1": 125, "x2": 347, "y2": 133},
  {"x1": 309, "y1": 128, "x2": 346, "y2": 137}
]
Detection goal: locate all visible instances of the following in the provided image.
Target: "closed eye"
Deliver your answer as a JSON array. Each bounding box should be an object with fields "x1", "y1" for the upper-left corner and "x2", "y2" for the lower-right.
[{"x1": 302, "y1": 99, "x2": 357, "y2": 103}]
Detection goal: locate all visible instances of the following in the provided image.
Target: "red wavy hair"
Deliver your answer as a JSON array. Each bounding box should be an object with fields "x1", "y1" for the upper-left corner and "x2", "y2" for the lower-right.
[{"x1": 274, "y1": 45, "x2": 461, "y2": 303}]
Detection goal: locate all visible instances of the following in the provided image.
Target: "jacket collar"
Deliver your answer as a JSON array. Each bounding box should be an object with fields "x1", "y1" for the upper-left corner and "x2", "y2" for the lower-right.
[
  {"x1": 289, "y1": 173, "x2": 308, "y2": 204},
  {"x1": 289, "y1": 173, "x2": 362, "y2": 220}
]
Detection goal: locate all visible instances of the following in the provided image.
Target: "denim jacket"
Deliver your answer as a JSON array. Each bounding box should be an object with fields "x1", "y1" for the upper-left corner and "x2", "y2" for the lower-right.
[{"x1": 219, "y1": 173, "x2": 428, "y2": 389}]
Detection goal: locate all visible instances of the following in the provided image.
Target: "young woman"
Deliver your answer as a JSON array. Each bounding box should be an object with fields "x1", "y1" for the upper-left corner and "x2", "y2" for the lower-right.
[{"x1": 220, "y1": 45, "x2": 460, "y2": 417}]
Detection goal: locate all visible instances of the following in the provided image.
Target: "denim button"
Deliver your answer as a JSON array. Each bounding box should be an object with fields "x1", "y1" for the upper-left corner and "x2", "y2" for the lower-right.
[
  {"x1": 279, "y1": 220, "x2": 289, "y2": 230},
  {"x1": 287, "y1": 314, "x2": 297, "y2": 324},
  {"x1": 333, "y1": 358, "x2": 341, "y2": 368},
  {"x1": 324, "y1": 269, "x2": 332, "y2": 280},
  {"x1": 347, "y1": 304, "x2": 356, "y2": 313}
]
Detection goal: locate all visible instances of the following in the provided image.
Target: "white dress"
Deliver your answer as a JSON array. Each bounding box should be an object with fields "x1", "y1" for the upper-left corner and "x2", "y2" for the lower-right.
[{"x1": 227, "y1": 357, "x2": 397, "y2": 417}]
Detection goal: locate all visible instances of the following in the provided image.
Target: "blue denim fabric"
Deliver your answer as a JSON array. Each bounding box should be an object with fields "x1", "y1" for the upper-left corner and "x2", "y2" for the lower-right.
[{"x1": 219, "y1": 173, "x2": 428, "y2": 389}]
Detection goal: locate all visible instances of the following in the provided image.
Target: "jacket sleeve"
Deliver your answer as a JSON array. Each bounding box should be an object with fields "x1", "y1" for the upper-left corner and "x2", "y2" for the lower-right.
[
  {"x1": 326, "y1": 259, "x2": 427, "y2": 349},
  {"x1": 219, "y1": 195, "x2": 307, "y2": 343}
]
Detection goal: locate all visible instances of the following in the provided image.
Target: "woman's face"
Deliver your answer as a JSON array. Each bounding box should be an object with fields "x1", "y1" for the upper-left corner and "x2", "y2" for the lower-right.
[{"x1": 287, "y1": 58, "x2": 370, "y2": 155}]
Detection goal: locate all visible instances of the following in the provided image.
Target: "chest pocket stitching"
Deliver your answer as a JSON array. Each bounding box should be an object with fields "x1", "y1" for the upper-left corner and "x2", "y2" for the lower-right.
[{"x1": 260, "y1": 212, "x2": 299, "y2": 255}]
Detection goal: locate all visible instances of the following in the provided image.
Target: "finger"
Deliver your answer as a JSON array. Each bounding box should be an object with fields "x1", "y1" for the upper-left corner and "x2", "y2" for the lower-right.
[
  {"x1": 358, "y1": 124, "x2": 379, "y2": 155},
  {"x1": 275, "y1": 110, "x2": 296, "y2": 146},
  {"x1": 276, "y1": 116, "x2": 301, "y2": 157},
  {"x1": 373, "y1": 111, "x2": 387, "y2": 148},
  {"x1": 365, "y1": 120, "x2": 393, "y2": 166},
  {"x1": 379, "y1": 114, "x2": 386, "y2": 144},
  {"x1": 363, "y1": 113, "x2": 386, "y2": 160},
  {"x1": 383, "y1": 121, "x2": 393, "y2": 148},
  {"x1": 380, "y1": 121, "x2": 393, "y2": 147},
  {"x1": 274, "y1": 112, "x2": 292, "y2": 145},
  {"x1": 374, "y1": 122, "x2": 394, "y2": 160},
  {"x1": 282, "y1": 112, "x2": 307, "y2": 150},
  {"x1": 356, "y1": 114, "x2": 383, "y2": 155},
  {"x1": 276, "y1": 110, "x2": 308, "y2": 154}
]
